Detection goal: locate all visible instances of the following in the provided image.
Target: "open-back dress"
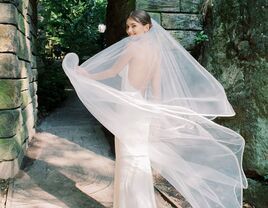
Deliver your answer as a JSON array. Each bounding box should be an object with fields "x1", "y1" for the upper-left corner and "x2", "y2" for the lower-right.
[{"x1": 62, "y1": 19, "x2": 248, "y2": 208}]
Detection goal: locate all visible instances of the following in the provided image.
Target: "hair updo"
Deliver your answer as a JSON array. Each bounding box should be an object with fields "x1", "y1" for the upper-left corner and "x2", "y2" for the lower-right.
[{"x1": 128, "y1": 10, "x2": 152, "y2": 28}]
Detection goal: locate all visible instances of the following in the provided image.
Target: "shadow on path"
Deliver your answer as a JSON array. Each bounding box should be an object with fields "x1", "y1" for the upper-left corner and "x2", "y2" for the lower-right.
[
  {"x1": 6, "y1": 90, "x2": 114, "y2": 208},
  {"x1": 20, "y1": 156, "x2": 106, "y2": 208}
]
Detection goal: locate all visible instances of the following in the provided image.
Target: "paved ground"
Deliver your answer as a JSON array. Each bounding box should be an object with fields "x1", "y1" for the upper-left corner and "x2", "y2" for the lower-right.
[
  {"x1": 0, "y1": 89, "x2": 255, "y2": 208},
  {"x1": 3, "y1": 90, "x2": 176, "y2": 208}
]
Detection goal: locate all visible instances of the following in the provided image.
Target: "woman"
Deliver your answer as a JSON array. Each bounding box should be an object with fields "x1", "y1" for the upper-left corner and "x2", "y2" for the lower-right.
[{"x1": 62, "y1": 10, "x2": 248, "y2": 208}]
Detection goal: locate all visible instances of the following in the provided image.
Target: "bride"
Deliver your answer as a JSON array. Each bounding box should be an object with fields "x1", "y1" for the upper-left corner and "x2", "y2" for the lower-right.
[{"x1": 62, "y1": 10, "x2": 248, "y2": 208}]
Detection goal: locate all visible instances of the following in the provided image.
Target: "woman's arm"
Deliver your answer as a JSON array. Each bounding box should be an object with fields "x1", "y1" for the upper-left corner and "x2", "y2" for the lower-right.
[
  {"x1": 77, "y1": 45, "x2": 133, "y2": 80},
  {"x1": 76, "y1": 66, "x2": 114, "y2": 80}
]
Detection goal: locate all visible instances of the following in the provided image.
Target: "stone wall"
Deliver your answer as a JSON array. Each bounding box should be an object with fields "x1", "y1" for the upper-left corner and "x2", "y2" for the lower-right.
[
  {"x1": 0, "y1": 0, "x2": 38, "y2": 179},
  {"x1": 136, "y1": 0, "x2": 203, "y2": 50},
  {"x1": 201, "y1": 0, "x2": 268, "y2": 207},
  {"x1": 105, "y1": 0, "x2": 203, "y2": 50}
]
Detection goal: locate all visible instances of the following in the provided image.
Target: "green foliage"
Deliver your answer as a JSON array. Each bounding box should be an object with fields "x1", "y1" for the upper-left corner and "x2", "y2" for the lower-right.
[
  {"x1": 37, "y1": 0, "x2": 107, "y2": 116},
  {"x1": 37, "y1": 60, "x2": 69, "y2": 116},
  {"x1": 194, "y1": 31, "x2": 209, "y2": 44},
  {"x1": 38, "y1": 0, "x2": 107, "y2": 58}
]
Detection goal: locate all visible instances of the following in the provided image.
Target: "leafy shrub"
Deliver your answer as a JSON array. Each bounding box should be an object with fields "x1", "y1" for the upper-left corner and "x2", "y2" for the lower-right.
[
  {"x1": 37, "y1": 0, "x2": 107, "y2": 116},
  {"x1": 37, "y1": 59, "x2": 69, "y2": 116},
  {"x1": 194, "y1": 31, "x2": 209, "y2": 44},
  {"x1": 38, "y1": 0, "x2": 107, "y2": 59}
]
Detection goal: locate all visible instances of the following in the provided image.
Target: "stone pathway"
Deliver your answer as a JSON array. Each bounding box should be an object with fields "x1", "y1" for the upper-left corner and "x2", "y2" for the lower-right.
[{"x1": 3, "y1": 90, "x2": 176, "y2": 208}]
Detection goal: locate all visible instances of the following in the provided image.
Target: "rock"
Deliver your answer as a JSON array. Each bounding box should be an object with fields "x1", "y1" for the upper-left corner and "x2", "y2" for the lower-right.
[
  {"x1": 244, "y1": 178, "x2": 268, "y2": 208},
  {"x1": 0, "y1": 54, "x2": 20, "y2": 78},
  {"x1": 244, "y1": 117, "x2": 268, "y2": 176},
  {"x1": 21, "y1": 90, "x2": 32, "y2": 109},
  {"x1": 136, "y1": 0, "x2": 180, "y2": 12},
  {"x1": 21, "y1": 103, "x2": 35, "y2": 132},
  {"x1": 0, "y1": 0, "x2": 19, "y2": 5},
  {"x1": 154, "y1": 171, "x2": 192, "y2": 208},
  {"x1": 169, "y1": 30, "x2": 198, "y2": 50},
  {"x1": 20, "y1": 77, "x2": 29, "y2": 91},
  {"x1": 148, "y1": 12, "x2": 161, "y2": 24},
  {"x1": 181, "y1": 0, "x2": 202, "y2": 13},
  {"x1": 18, "y1": 12, "x2": 26, "y2": 34},
  {"x1": 18, "y1": 59, "x2": 31, "y2": 79},
  {"x1": 201, "y1": 0, "x2": 268, "y2": 205},
  {"x1": 0, "y1": 2, "x2": 18, "y2": 24},
  {"x1": 0, "y1": 157, "x2": 21, "y2": 179},
  {"x1": 29, "y1": 81, "x2": 36, "y2": 98},
  {"x1": 17, "y1": 30, "x2": 30, "y2": 61},
  {"x1": 0, "y1": 131, "x2": 25, "y2": 161},
  {"x1": 31, "y1": 55, "x2": 37, "y2": 69},
  {"x1": 0, "y1": 79, "x2": 21, "y2": 109},
  {"x1": 0, "y1": 0, "x2": 37, "y2": 179},
  {"x1": 0, "y1": 24, "x2": 18, "y2": 53},
  {"x1": 0, "y1": 109, "x2": 22, "y2": 138},
  {"x1": 162, "y1": 13, "x2": 202, "y2": 30}
]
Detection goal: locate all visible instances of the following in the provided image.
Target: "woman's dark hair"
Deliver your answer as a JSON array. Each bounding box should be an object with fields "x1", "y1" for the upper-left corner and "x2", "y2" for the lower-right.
[{"x1": 128, "y1": 10, "x2": 152, "y2": 28}]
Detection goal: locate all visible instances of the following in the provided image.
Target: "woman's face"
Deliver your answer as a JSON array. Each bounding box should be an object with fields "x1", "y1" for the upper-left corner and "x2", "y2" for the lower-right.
[{"x1": 126, "y1": 18, "x2": 150, "y2": 36}]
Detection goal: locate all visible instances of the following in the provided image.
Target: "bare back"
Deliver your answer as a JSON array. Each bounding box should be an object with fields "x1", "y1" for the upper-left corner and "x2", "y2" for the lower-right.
[{"x1": 127, "y1": 41, "x2": 159, "y2": 95}]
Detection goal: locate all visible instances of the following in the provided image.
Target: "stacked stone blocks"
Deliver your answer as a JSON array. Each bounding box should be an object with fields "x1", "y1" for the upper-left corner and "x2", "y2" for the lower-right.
[
  {"x1": 0, "y1": 0, "x2": 37, "y2": 179},
  {"x1": 136, "y1": 0, "x2": 203, "y2": 50}
]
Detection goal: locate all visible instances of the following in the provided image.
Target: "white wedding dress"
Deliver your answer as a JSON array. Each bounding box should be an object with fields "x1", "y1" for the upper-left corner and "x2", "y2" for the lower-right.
[
  {"x1": 62, "y1": 19, "x2": 248, "y2": 208},
  {"x1": 113, "y1": 67, "x2": 157, "y2": 208}
]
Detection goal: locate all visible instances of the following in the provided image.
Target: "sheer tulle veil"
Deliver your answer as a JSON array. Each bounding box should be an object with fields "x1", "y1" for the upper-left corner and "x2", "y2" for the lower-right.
[{"x1": 62, "y1": 19, "x2": 248, "y2": 208}]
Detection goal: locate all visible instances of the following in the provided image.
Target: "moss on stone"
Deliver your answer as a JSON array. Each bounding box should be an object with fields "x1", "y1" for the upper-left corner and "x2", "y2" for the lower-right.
[
  {"x1": 0, "y1": 79, "x2": 21, "y2": 109},
  {"x1": 181, "y1": 0, "x2": 202, "y2": 13},
  {"x1": 0, "y1": 109, "x2": 22, "y2": 138},
  {"x1": 18, "y1": 12, "x2": 26, "y2": 34},
  {"x1": 162, "y1": 13, "x2": 202, "y2": 30},
  {"x1": 0, "y1": 134, "x2": 21, "y2": 161},
  {"x1": 0, "y1": 54, "x2": 20, "y2": 78},
  {"x1": 201, "y1": 0, "x2": 268, "y2": 206},
  {"x1": 136, "y1": 0, "x2": 180, "y2": 12}
]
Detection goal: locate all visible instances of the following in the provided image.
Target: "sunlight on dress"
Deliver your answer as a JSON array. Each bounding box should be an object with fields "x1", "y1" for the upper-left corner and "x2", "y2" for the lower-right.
[{"x1": 62, "y1": 19, "x2": 248, "y2": 208}]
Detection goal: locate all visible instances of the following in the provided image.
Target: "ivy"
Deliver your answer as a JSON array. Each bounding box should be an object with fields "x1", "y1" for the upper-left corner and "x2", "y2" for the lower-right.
[{"x1": 194, "y1": 31, "x2": 209, "y2": 44}]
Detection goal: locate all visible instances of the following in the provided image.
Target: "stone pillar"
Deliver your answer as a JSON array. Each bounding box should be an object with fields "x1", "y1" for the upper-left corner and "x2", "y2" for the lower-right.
[
  {"x1": 136, "y1": 0, "x2": 203, "y2": 50},
  {"x1": 0, "y1": 0, "x2": 38, "y2": 179}
]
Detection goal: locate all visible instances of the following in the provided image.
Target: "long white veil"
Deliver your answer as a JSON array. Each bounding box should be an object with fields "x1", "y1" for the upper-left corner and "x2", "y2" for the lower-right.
[{"x1": 62, "y1": 19, "x2": 248, "y2": 208}]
